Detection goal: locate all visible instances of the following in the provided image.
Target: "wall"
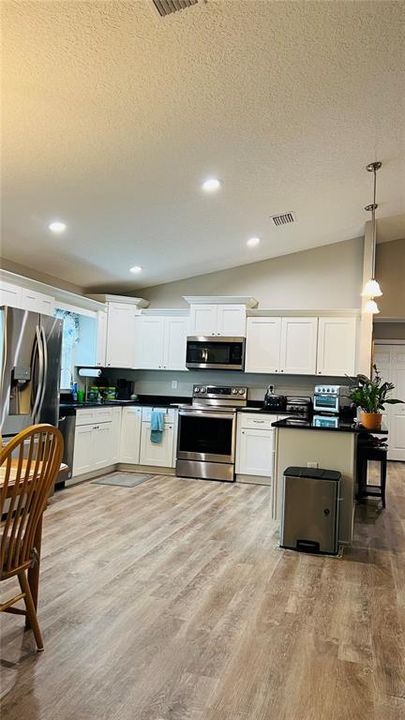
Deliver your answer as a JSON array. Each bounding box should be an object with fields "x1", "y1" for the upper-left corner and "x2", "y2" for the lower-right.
[
  {"x1": 0, "y1": 257, "x2": 85, "y2": 296},
  {"x1": 140, "y1": 237, "x2": 364, "y2": 310},
  {"x1": 375, "y1": 238, "x2": 405, "y2": 318},
  {"x1": 106, "y1": 368, "x2": 352, "y2": 402}
]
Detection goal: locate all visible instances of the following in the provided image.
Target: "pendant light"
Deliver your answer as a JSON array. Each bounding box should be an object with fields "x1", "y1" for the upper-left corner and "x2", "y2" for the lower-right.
[
  {"x1": 362, "y1": 161, "x2": 383, "y2": 299},
  {"x1": 364, "y1": 299, "x2": 380, "y2": 315}
]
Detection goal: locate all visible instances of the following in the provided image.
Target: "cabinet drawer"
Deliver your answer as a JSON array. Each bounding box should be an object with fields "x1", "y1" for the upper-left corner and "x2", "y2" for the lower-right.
[
  {"x1": 141, "y1": 407, "x2": 176, "y2": 423},
  {"x1": 76, "y1": 407, "x2": 114, "y2": 426},
  {"x1": 239, "y1": 413, "x2": 277, "y2": 430}
]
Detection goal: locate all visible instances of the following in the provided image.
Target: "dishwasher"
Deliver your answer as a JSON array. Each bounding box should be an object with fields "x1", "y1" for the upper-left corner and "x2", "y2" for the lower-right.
[{"x1": 57, "y1": 413, "x2": 76, "y2": 488}]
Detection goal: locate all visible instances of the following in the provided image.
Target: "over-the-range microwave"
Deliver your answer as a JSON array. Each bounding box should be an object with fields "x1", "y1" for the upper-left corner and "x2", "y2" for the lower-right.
[{"x1": 185, "y1": 336, "x2": 245, "y2": 371}]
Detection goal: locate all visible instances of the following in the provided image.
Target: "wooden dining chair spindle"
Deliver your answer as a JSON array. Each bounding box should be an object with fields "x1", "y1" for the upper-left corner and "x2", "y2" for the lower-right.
[{"x1": 0, "y1": 424, "x2": 63, "y2": 651}]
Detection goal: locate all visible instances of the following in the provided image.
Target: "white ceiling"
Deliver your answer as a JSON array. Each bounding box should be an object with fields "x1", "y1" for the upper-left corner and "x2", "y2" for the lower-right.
[{"x1": 2, "y1": 0, "x2": 404, "y2": 292}]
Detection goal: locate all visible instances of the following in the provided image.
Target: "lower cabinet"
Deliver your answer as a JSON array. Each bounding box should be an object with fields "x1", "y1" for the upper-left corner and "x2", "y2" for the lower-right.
[
  {"x1": 72, "y1": 407, "x2": 121, "y2": 478},
  {"x1": 235, "y1": 413, "x2": 278, "y2": 485},
  {"x1": 72, "y1": 424, "x2": 94, "y2": 476},
  {"x1": 140, "y1": 422, "x2": 176, "y2": 467},
  {"x1": 120, "y1": 407, "x2": 142, "y2": 463}
]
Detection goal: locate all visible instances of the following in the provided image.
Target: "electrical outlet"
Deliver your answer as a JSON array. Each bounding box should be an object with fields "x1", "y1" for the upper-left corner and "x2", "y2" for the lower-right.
[
  {"x1": 171, "y1": 380, "x2": 178, "y2": 390},
  {"x1": 307, "y1": 462, "x2": 319, "y2": 469}
]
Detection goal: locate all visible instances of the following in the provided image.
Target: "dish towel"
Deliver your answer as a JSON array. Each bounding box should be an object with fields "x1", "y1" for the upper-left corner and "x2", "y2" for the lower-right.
[{"x1": 150, "y1": 411, "x2": 165, "y2": 444}]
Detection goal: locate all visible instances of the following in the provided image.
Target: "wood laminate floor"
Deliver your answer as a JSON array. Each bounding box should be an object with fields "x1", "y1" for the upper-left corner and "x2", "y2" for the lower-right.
[{"x1": 1, "y1": 464, "x2": 405, "y2": 720}]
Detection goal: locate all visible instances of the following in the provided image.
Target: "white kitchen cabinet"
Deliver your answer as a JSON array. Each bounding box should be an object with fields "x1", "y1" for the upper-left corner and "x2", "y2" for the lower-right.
[
  {"x1": 135, "y1": 316, "x2": 188, "y2": 370},
  {"x1": 96, "y1": 310, "x2": 107, "y2": 367},
  {"x1": 190, "y1": 304, "x2": 246, "y2": 337},
  {"x1": 120, "y1": 407, "x2": 142, "y2": 464},
  {"x1": 0, "y1": 280, "x2": 22, "y2": 308},
  {"x1": 111, "y1": 407, "x2": 122, "y2": 463},
  {"x1": 72, "y1": 424, "x2": 94, "y2": 476},
  {"x1": 140, "y1": 422, "x2": 176, "y2": 467},
  {"x1": 21, "y1": 288, "x2": 55, "y2": 315},
  {"x1": 317, "y1": 317, "x2": 357, "y2": 376},
  {"x1": 245, "y1": 317, "x2": 282, "y2": 373},
  {"x1": 279, "y1": 317, "x2": 318, "y2": 375},
  {"x1": 105, "y1": 302, "x2": 137, "y2": 368},
  {"x1": 236, "y1": 412, "x2": 278, "y2": 485},
  {"x1": 93, "y1": 422, "x2": 114, "y2": 471}
]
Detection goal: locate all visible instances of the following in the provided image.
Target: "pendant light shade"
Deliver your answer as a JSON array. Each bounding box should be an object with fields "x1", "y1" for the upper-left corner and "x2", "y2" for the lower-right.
[
  {"x1": 362, "y1": 278, "x2": 383, "y2": 298},
  {"x1": 364, "y1": 299, "x2": 380, "y2": 314},
  {"x1": 362, "y1": 161, "x2": 383, "y2": 300}
]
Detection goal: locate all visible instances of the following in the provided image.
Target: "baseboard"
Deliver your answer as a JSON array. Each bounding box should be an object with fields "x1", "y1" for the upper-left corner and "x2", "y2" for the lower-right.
[
  {"x1": 118, "y1": 463, "x2": 176, "y2": 476},
  {"x1": 236, "y1": 474, "x2": 272, "y2": 486}
]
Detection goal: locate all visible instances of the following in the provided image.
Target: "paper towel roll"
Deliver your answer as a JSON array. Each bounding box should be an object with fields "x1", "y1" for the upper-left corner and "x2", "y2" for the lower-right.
[{"x1": 78, "y1": 368, "x2": 102, "y2": 378}]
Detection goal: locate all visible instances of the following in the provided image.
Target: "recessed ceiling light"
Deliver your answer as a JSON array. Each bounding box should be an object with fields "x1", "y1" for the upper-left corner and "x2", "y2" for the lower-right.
[
  {"x1": 130, "y1": 265, "x2": 142, "y2": 274},
  {"x1": 48, "y1": 220, "x2": 66, "y2": 233},
  {"x1": 247, "y1": 237, "x2": 261, "y2": 248},
  {"x1": 201, "y1": 177, "x2": 222, "y2": 192}
]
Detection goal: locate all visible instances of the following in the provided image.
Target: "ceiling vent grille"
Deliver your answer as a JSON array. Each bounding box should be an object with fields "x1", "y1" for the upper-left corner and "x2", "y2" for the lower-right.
[
  {"x1": 152, "y1": 0, "x2": 199, "y2": 16},
  {"x1": 269, "y1": 211, "x2": 296, "y2": 227}
]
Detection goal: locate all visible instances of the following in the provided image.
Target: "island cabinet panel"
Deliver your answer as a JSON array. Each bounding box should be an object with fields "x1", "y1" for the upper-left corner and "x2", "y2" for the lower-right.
[
  {"x1": 279, "y1": 317, "x2": 318, "y2": 375},
  {"x1": 245, "y1": 317, "x2": 281, "y2": 373},
  {"x1": 317, "y1": 317, "x2": 357, "y2": 376}
]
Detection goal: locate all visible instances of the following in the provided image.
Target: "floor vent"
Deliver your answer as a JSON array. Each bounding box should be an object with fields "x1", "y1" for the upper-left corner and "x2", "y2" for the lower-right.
[
  {"x1": 270, "y1": 211, "x2": 296, "y2": 227},
  {"x1": 152, "y1": 0, "x2": 199, "y2": 16}
]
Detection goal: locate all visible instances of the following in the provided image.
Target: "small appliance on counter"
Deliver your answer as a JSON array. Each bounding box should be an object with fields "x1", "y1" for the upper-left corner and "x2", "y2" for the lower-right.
[
  {"x1": 313, "y1": 385, "x2": 351, "y2": 416},
  {"x1": 263, "y1": 385, "x2": 287, "y2": 411},
  {"x1": 116, "y1": 378, "x2": 134, "y2": 401},
  {"x1": 286, "y1": 396, "x2": 312, "y2": 418}
]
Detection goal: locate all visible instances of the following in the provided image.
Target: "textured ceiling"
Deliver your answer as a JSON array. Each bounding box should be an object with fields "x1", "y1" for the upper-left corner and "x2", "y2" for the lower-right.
[{"x1": 1, "y1": 0, "x2": 404, "y2": 292}]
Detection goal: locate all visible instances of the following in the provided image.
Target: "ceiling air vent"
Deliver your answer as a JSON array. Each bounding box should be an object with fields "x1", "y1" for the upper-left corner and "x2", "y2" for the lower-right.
[
  {"x1": 152, "y1": 0, "x2": 199, "y2": 16},
  {"x1": 269, "y1": 211, "x2": 296, "y2": 227}
]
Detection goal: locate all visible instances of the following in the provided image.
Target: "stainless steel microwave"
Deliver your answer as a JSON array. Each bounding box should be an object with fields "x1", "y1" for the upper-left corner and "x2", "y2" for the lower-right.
[{"x1": 185, "y1": 337, "x2": 245, "y2": 370}]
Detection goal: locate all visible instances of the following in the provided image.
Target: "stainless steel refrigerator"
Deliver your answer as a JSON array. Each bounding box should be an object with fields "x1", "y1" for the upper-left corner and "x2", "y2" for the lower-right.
[{"x1": 0, "y1": 306, "x2": 63, "y2": 439}]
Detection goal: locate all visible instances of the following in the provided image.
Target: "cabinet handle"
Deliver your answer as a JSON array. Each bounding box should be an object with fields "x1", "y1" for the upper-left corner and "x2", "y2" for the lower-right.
[
  {"x1": 241, "y1": 431, "x2": 245, "y2": 434},
  {"x1": 253, "y1": 420, "x2": 265, "y2": 424}
]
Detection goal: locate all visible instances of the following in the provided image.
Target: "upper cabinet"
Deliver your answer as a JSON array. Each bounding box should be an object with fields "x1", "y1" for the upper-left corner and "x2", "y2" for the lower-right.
[
  {"x1": 0, "y1": 281, "x2": 54, "y2": 315},
  {"x1": 135, "y1": 315, "x2": 188, "y2": 370},
  {"x1": 105, "y1": 302, "x2": 137, "y2": 368},
  {"x1": 0, "y1": 281, "x2": 22, "y2": 308},
  {"x1": 190, "y1": 304, "x2": 246, "y2": 337},
  {"x1": 245, "y1": 317, "x2": 281, "y2": 373},
  {"x1": 280, "y1": 317, "x2": 318, "y2": 375},
  {"x1": 316, "y1": 317, "x2": 357, "y2": 376}
]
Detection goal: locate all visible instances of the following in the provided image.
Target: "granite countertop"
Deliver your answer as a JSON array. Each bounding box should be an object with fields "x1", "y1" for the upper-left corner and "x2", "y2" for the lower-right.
[
  {"x1": 272, "y1": 416, "x2": 388, "y2": 434},
  {"x1": 59, "y1": 395, "x2": 192, "y2": 415}
]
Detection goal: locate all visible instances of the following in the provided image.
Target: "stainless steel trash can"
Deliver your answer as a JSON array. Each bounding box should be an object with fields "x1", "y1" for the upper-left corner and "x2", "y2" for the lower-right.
[{"x1": 280, "y1": 466, "x2": 341, "y2": 555}]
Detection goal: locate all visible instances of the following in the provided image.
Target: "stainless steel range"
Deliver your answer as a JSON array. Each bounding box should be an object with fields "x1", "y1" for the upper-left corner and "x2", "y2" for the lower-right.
[{"x1": 176, "y1": 384, "x2": 248, "y2": 482}]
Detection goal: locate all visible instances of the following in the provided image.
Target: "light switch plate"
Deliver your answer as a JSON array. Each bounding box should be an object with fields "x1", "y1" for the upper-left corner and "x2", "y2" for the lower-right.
[{"x1": 171, "y1": 380, "x2": 178, "y2": 389}]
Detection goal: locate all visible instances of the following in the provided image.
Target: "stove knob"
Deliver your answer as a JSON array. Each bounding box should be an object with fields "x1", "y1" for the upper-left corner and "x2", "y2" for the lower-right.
[
  {"x1": 200, "y1": 387, "x2": 206, "y2": 394},
  {"x1": 238, "y1": 388, "x2": 245, "y2": 395},
  {"x1": 231, "y1": 388, "x2": 238, "y2": 394},
  {"x1": 195, "y1": 387, "x2": 200, "y2": 393}
]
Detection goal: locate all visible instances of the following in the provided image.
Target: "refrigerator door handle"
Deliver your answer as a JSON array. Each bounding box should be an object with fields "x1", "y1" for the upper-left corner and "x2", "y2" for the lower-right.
[
  {"x1": 32, "y1": 325, "x2": 44, "y2": 422},
  {"x1": 37, "y1": 325, "x2": 48, "y2": 420}
]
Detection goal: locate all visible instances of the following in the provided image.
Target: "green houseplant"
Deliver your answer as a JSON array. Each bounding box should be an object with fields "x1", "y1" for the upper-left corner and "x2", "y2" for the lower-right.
[{"x1": 348, "y1": 365, "x2": 404, "y2": 430}]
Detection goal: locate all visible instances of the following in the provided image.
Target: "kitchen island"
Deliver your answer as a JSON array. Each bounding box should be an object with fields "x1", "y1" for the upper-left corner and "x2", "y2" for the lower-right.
[{"x1": 271, "y1": 417, "x2": 388, "y2": 545}]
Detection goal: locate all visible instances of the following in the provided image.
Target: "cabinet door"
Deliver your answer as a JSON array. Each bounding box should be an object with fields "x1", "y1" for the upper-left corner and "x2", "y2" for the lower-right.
[
  {"x1": 105, "y1": 303, "x2": 136, "y2": 368},
  {"x1": 21, "y1": 288, "x2": 54, "y2": 315},
  {"x1": 217, "y1": 305, "x2": 246, "y2": 337},
  {"x1": 111, "y1": 408, "x2": 122, "y2": 463},
  {"x1": 236, "y1": 428, "x2": 274, "y2": 476},
  {"x1": 139, "y1": 423, "x2": 175, "y2": 467},
  {"x1": 93, "y1": 422, "x2": 114, "y2": 470},
  {"x1": 120, "y1": 407, "x2": 142, "y2": 463},
  {"x1": 72, "y1": 425, "x2": 94, "y2": 476},
  {"x1": 96, "y1": 311, "x2": 107, "y2": 367},
  {"x1": 245, "y1": 317, "x2": 281, "y2": 373},
  {"x1": 135, "y1": 316, "x2": 165, "y2": 369},
  {"x1": 0, "y1": 280, "x2": 22, "y2": 308},
  {"x1": 164, "y1": 317, "x2": 188, "y2": 370},
  {"x1": 190, "y1": 305, "x2": 218, "y2": 336},
  {"x1": 280, "y1": 317, "x2": 318, "y2": 375},
  {"x1": 317, "y1": 317, "x2": 356, "y2": 376}
]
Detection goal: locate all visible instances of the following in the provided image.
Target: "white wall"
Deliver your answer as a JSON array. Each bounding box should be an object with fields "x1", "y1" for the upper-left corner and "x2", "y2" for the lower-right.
[{"x1": 140, "y1": 237, "x2": 364, "y2": 309}]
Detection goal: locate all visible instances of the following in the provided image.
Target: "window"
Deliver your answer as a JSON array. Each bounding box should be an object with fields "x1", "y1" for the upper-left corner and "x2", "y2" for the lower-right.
[{"x1": 55, "y1": 309, "x2": 80, "y2": 390}]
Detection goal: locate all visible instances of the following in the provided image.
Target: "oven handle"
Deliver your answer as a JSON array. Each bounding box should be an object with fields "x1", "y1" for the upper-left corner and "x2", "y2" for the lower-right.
[{"x1": 179, "y1": 410, "x2": 236, "y2": 421}]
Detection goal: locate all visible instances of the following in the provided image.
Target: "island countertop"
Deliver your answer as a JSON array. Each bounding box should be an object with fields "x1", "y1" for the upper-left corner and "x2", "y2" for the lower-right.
[{"x1": 272, "y1": 417, "x2": 388, "y2": 434}]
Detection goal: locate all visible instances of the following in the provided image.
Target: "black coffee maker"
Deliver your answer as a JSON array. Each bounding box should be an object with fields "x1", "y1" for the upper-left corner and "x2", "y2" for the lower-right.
[{"x1": 263, "y1": 385, "x2": 287, "y2": 411}]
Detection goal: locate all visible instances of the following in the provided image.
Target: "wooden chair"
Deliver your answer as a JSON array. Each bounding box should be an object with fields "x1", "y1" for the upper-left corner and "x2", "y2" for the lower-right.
[{"x1": 0, "y1": 424, "x2": 63, "y2": 651}]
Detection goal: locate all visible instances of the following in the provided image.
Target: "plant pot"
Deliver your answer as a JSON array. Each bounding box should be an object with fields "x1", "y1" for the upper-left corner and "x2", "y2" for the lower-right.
[{"x1": 359, "y1": 411, "x2": 382, "y2": 431}]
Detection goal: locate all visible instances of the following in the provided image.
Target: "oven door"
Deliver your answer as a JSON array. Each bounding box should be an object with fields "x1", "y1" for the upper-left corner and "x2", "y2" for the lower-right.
[
  {"x1": 177, "y1": 409, "x2": 236, "y2": 463},
  {"x1": 185, "y1": 337, "x2": 245, "y2": 370},
  {"x1": 313, "y1": 393, "x2": 339, "y2": 414}
]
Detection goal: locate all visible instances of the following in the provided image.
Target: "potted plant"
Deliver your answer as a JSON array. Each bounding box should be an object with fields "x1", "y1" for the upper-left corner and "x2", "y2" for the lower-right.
[{"x1": 348, "y1": 365, "x2": 404, "y2": 431}]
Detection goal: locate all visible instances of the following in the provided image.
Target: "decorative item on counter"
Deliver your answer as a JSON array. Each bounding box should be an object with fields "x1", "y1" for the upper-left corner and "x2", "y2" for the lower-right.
[
  {"x1": 105, "y1": 387, "x2": 117, "y2": 401},
  {"x1": 70, "y1": 382, "x2": 78, "y2": 402},
  {"x1": 348, "y1": 365, "x2": 404, "y2": 430},
  {"x1": 88, "y1": 386, "x2": 100, "y2": 403},
  {"x1": 77, "y1": 388, "x2": 85, "y2": 403}
]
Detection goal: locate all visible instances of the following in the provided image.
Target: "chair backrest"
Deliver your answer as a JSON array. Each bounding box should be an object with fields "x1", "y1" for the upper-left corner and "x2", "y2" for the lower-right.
[{"x1": 0, "y1": 424, "x2": 63, "y2": 577}]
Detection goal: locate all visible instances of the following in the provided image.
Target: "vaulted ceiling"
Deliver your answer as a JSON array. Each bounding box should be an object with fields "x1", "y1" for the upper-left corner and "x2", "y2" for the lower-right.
[{"x1": 1, "y1": 0, "x2": 404, "y2": 292}]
